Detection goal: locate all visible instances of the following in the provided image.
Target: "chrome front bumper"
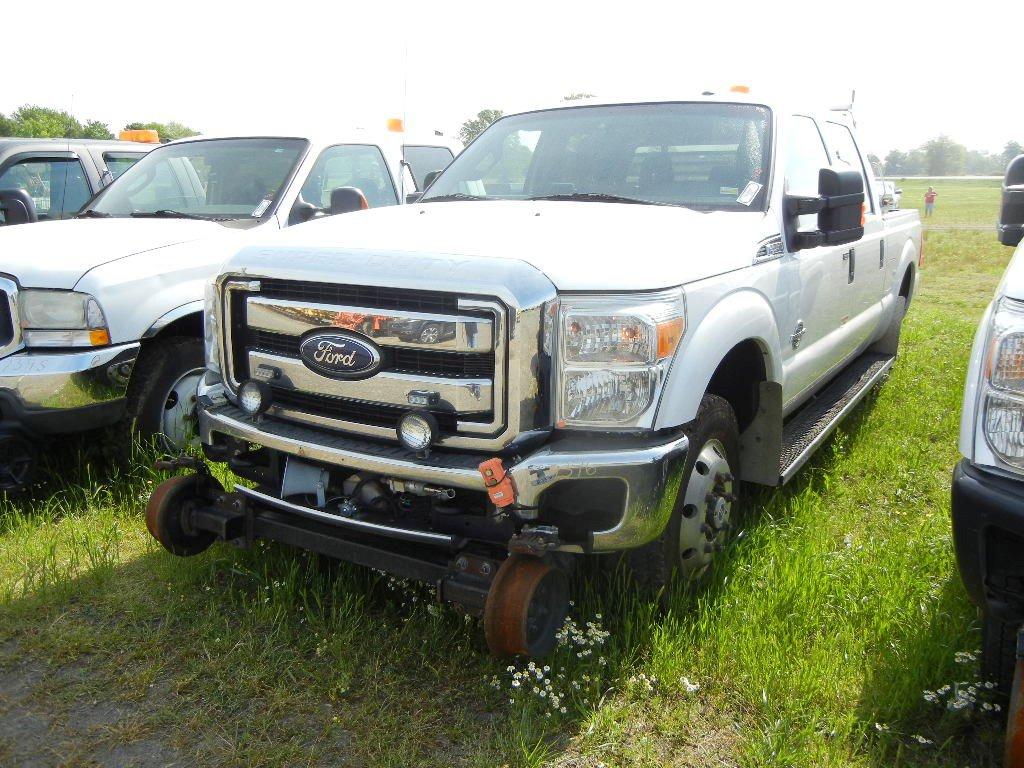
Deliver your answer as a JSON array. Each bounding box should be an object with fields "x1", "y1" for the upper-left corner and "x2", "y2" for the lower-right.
[
  {"x1": 199, "y1": 399, "x2": 688, "y2": 552},
  {"x1": 0, "y1": 343, "x2": 139, "y2": 433}
]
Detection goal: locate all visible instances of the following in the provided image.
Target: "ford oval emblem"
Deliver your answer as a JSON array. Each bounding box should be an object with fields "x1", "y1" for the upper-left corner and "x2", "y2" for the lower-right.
[{"x1": 298, "y1": 332, "x2": 381, "y2": 380}]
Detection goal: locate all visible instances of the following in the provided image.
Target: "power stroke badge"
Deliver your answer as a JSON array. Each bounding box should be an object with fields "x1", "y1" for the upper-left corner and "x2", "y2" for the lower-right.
[{"x1": 298, "y1": 332, "x2": 381, "y2": 380}]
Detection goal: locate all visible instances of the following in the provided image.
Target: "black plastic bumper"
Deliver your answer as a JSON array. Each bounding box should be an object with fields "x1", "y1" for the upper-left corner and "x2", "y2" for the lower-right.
[
  {"x1": 0, "y1": 390, "x2": 126, "y2": 436},
  {"x1": 952, "y1": 459, "x2": 1024, "y2": 624}
]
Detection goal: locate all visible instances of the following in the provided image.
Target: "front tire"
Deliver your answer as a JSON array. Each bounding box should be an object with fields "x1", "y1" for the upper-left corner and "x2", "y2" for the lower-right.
[
  {"x1": 627, "y1": 394, "x2": 740, "y2": 593},
  {"x1": 121, "y1": 336, "x2": 205, "y2": 453}
]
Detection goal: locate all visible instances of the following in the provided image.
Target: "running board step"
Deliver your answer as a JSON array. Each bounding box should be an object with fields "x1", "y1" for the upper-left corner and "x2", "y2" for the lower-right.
[{"x1": 779, "y1": 352, "x2": 895, "y2": 483}]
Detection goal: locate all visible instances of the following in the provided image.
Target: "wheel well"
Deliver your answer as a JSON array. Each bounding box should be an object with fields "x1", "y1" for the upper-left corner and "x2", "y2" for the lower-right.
[
  {"x1": 705, "y1": 339, "x2": 767, "y2": 432},
  {"x1": 899, "y1": 265, "x2": 914, "y2": 302},
  {"x1": 146, "y1": 312, "x2": 202, "y2": 342}
]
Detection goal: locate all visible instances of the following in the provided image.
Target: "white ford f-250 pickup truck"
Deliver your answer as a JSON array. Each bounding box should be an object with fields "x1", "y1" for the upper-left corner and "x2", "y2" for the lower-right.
[
  {"x1": 147, "y1": 92, "x2": 921, "y2": 656},
  {"x1": 0, "y1": 129, "x2": 458, "y2": 490}
]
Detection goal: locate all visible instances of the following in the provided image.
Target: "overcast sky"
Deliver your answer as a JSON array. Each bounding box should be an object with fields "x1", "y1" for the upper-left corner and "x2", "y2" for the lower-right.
[{"x1": 5, "y1": 0, "x2": 1020, "y2": 157}]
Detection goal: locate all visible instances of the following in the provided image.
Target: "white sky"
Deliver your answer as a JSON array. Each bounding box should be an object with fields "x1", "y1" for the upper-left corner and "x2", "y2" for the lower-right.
[{"x1": 5, "y1": 0, "x2": 1021, "y2": 157}]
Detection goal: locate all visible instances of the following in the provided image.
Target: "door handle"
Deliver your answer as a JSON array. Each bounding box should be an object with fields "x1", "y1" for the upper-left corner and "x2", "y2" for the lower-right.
[{"x1": 843, "y1": 249, "x2": 855, "y2": 283}]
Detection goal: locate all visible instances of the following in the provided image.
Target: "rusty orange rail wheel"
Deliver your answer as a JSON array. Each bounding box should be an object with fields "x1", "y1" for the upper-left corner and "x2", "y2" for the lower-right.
[
  {"x1": 483, "y1": 555, "x2": 569, "y2": 657},
  {"x1": 147, "y1": 475, "x2": 220, "y2": 556},
  {"x1": 1007, "y1": 628, "x2": 1024, "y2": 768}
]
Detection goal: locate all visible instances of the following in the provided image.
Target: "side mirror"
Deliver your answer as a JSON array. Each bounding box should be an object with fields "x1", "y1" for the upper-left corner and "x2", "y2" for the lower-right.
[
  {"x1": 328, "y1": 187, "x2": 369, "y2": 216},
  {"x1": 406, "y1": 192, "x2": 424, "y2": 204},
  {"x1": 422, "y1": 170, "x2": 442, "y2": 189},
  {"x1": 0, "y1": 188, "x2": 38, "y2": 226},
  {"x1": 999, "y1": 155, "x2": 1024, "y2": 247},
  {"x1": 895, "y1": 188, "x2": 903, "y2": 195},
  {"x1": 785, "y1": 169, "x2": 865, "y2": 250}
]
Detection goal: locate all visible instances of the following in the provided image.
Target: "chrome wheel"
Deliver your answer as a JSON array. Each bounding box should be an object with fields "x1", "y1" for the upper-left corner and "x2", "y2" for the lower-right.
[
  {"x1": 677, "y1": 438, "x2": 734, "y2": 578},
  {"x1": 419, "y1": 324, "x2": 441, "y2": 344},
  {"x1": 159, "y1": 367, "x2": 204, "y2": 450}
]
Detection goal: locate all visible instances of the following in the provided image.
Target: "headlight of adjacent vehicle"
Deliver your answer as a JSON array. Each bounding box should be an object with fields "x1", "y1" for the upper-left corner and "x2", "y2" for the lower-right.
[
  {"x1": 552, "y1": 289, "x2": 685, "y2": 428},
  {"x1": 19, "y1": 290, "x2": 110, "y2": 348},
  {"x1": 204, "y1": 279, "x2": 221, "y2": 375},
  {"x1": 981, "y1": 298, "x2": 1024, "y2": 468}
]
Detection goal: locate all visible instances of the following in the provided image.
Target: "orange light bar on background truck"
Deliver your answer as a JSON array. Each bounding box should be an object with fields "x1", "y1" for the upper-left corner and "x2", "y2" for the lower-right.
[{"x1": 119, "y1": 129, "x2": 160, "y2": 143}]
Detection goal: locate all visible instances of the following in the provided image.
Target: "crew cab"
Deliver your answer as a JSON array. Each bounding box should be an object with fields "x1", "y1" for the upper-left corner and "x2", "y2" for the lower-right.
[
  {"x1": 952, "y1": 155, "x2": 1024, "y2": 718},
  {"x1": 0, "y1": 129, "x2": 458, "y2": 490},
  {"x1": 147, "y1": 93, "x2": 921, "y2": 656},
  {"x1": 0, "y1": 137, "x2": 156, "y2": 225}
]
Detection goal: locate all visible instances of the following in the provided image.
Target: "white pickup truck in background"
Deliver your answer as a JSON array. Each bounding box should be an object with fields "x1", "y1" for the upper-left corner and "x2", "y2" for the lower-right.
[
  {"x1": 0, "y1": 129, "x2": 460, "y2": 490},
  {"x1": 149, "y1": 93, "x2": 922, "y2": 656}
]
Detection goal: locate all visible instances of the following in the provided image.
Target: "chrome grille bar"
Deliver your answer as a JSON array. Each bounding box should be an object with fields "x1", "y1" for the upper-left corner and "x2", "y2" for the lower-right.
[
  {"x1": 246, "y1": 296, "x2": 493, "y2": 353},
  {"x1": 249, "y1": 350, "x2": 492, "y2": 413}
]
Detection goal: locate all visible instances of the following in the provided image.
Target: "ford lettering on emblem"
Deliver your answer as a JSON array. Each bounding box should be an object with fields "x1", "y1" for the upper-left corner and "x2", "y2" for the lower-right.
[{"x1": 298, "y1": 332, "x2": 381, "y2": 380}]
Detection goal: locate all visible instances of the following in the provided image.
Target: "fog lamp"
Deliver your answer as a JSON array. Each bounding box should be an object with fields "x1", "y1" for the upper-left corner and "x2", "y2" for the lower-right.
[
  {"x1": 398, "y1": 411, "x2": 439, "y2": 453},
  {"x1": 238, "y1": 379, "x2": 272, "y2": 416}
]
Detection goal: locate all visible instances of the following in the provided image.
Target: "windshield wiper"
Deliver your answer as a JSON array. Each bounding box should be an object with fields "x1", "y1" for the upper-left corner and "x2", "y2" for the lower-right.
[
  {"x1": 130, "y1": 209, "x2": 217, "y2": 221},
  {"x1": 421, "y1": 193, "x2": 492, "y2": 203},
  {"x1": 77, "y1": 209, "x2": 111, "y2": 218},
  {"x1": 528, "y1": 192, "x2": 680, "y2": 207}
]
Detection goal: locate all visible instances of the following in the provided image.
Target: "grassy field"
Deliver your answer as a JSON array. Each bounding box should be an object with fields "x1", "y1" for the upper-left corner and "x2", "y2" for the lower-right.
[
  {"x1": 0, "y1": 179, "x2": 1014, "y2": 767},
  {"x1": 894, "y1": 177, "x2": 1001, "y2": 228}
]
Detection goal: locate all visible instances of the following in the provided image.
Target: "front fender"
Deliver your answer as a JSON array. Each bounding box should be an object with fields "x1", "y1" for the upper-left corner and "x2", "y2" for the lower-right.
[{"x1": 653, "y1": 289, "x2": 782, "y2": 430}]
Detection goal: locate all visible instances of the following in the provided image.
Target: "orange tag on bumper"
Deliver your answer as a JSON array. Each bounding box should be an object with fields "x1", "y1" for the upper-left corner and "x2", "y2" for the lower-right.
[{"x1": 478, "y1": 458, "x2": 515, "y2": 508}]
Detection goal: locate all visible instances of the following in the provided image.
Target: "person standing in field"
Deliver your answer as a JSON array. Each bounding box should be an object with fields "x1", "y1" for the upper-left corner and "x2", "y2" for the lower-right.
[{"x1": 924, "y1": 186, "x2": 937, "y2": 217}]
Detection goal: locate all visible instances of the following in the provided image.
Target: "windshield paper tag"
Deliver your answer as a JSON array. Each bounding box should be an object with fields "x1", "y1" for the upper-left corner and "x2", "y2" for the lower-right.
[
  {"x1": 251, "y1": 198, "x2": 272, "y2": 217},
  {"x1": 737, "y1": 182, "x2": 762, "y2": 206}
]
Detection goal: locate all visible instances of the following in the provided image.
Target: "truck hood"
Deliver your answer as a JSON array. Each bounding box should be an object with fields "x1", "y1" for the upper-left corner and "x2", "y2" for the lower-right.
[
  {"x1": 0, "y1": 218, "x2": 228, "y2": 289},
  {"x1": 242, "y1": 201, "x2": 772, "y2": 290}
]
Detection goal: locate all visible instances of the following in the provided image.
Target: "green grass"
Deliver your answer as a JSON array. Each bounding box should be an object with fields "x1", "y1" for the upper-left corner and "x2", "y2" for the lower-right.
[
  {"x1": 0, "y1": 181, "x2": 1014, "y2": 766},
  {"x1": 894, "y1": 177, "x2": 1001, "y2": 228}
]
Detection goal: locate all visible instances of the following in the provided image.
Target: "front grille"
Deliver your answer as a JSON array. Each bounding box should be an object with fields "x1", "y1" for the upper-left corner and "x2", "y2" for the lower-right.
[
  {"x1": 246, "y1": 328, "x2": 494, "y2": 379},
  {"x1": 259, "y1": 278, "x2": 460, "y2": 314},
  {"x1": 271, "y1": 387, "x2": 464, "y2": 432},
  {"x1": 224, "y1": 278, "x2": 506, "y2": 445}
]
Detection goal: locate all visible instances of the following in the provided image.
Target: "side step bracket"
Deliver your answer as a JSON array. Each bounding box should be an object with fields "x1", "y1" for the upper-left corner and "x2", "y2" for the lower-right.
[{"x1": 779, "y1": 352, "x2": 895, "y2": 483}]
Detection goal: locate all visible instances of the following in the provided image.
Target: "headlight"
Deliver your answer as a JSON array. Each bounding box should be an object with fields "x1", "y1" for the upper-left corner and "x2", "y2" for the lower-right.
[
  {"x1": 554, "y1": 289, "x2": 685, "y2": 428},
  {"x1": 981, "y1": 298, "x2": 1024, "y2": 468},
  {"x1": 204, "y1": 279, "x2": 221, "y2": 374},
  {"x1": 19, "y1": 290, "x2": 110, "y2": 348}
]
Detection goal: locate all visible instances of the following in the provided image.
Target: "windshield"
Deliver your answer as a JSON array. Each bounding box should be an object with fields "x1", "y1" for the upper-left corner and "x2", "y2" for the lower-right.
[
  {"x1": 422, "y1": 102, "x2": 772, "y2": 210},
  {"x1": 86, "y1": 138, "x2": 307, "y2": 220}
]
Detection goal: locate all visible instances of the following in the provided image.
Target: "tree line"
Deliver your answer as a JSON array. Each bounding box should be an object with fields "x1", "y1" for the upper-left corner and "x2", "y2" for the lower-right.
[
  {"x1": 0, "y1": 105, "x2": 198, "y2": 143},
  {"x1": 880, "y1": 136, "x2": 1022, "y2": 177}
]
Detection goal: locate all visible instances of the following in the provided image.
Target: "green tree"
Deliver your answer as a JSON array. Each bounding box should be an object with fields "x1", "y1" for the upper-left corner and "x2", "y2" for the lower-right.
[
  {"x1": 123, "y1": 121, "x2": 199, "y2": 143},
  {"x1": 922, "y1": 135, "x2": 966, "y2": 176},
  {"x1": 964, "y1": 149, "x2": 1001, "y2": 176},
  {"x1": 883, "y1": 150, "x2": 907, "y2": 176},
  {"x1": 1003, "y1": 140, "x2": 1024, "y2": 168},
  {"x1": 0, "y1": 105, "x2": 113, "y2": 139},
  {"x1": 458, "y1": 109, "x2": 503, "y2": 145}
]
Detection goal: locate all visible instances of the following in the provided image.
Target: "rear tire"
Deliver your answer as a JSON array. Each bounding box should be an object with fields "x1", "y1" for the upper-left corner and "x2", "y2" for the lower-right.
[
  {"x1": 869, "y1": 295, "x2": 907, "y2": 356},
  {"x1": 626, "y1": 394, "x2": 740, "y2": 593}
]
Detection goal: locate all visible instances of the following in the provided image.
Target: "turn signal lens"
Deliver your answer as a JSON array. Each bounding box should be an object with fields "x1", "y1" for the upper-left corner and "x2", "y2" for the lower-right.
[
  {"x1": 657, "y1": 317, "x2": 685, "y2": 359},
  {"x1": 89, "y1": 329, "x2": 111, "y2": 346}
]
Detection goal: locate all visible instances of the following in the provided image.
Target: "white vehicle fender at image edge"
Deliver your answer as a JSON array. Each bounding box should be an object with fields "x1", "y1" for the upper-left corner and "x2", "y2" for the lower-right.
[{"x1": 653, "y1": 289, "x2": 782, "y2": 431}]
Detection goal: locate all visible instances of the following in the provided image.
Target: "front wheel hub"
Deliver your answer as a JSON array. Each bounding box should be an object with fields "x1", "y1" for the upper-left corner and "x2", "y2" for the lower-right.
[{"x1": 483, "y1": 555, "x2": 569, "y2": 657}]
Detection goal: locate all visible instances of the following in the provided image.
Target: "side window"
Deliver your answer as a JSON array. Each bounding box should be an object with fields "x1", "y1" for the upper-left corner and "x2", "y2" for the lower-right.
[
  {"x1": 300, "y1": 144, "x2": 398, "y2": 209},
  {"x1": 0, "y1": 158, "x2": 92, "y2": 219},
  {"x1": 103, "y1": 153, "x2": 144, "y2": 182},
  {"x1": 402, "y1": 145, "x2": 454, "y2": 189},
  {"x1": 823, "y1": 122, "x2": 874, "y2": 213},
  {"x1": 785, "y1": 116, "x2": 831, "y2": 232}
]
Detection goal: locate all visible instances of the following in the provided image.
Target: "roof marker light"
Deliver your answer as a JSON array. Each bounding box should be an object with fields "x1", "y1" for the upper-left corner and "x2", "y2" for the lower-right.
[
  {"x1": 387, "y1": 118, "x2": 404, "y2": 132},
  {"x1": 729, "y1": 85, "x2": 750, "y2": 94}
]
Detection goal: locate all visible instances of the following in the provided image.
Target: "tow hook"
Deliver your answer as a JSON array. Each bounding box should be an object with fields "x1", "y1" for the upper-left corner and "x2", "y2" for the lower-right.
[
  {"x1": 508, "y1": 525, "x2": 561, "y2": 556},
  {"x1": 155, "y1": 454, "x2": 210, "y2": 476}
]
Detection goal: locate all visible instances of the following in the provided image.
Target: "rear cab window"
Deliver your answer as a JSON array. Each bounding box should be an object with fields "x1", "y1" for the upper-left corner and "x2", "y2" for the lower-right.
[
  {"x1": 299, "y1": 144, "x2": 398, "y2": 209},
  {"x1": 822, "y1": 121, "x2": 875, "y2": 214},
  {"x1": 103, "y1": 152, "x2": 145, "y2": 181},
  {"x1": 402, "y1": 145, "x2": 455, "y2": 189}
]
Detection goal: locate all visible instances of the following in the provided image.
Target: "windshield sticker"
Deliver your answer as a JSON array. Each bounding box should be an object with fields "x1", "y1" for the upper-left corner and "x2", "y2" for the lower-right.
[
  {"x1": 719, "y1": 186, "x2": 739, "y2": 197},
  {"x1": 251, "y1": 198, "x2": 272, "y2": 217},
  {"x1": 737, "y1": 181, "x2": 763, "y2": 206}
]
